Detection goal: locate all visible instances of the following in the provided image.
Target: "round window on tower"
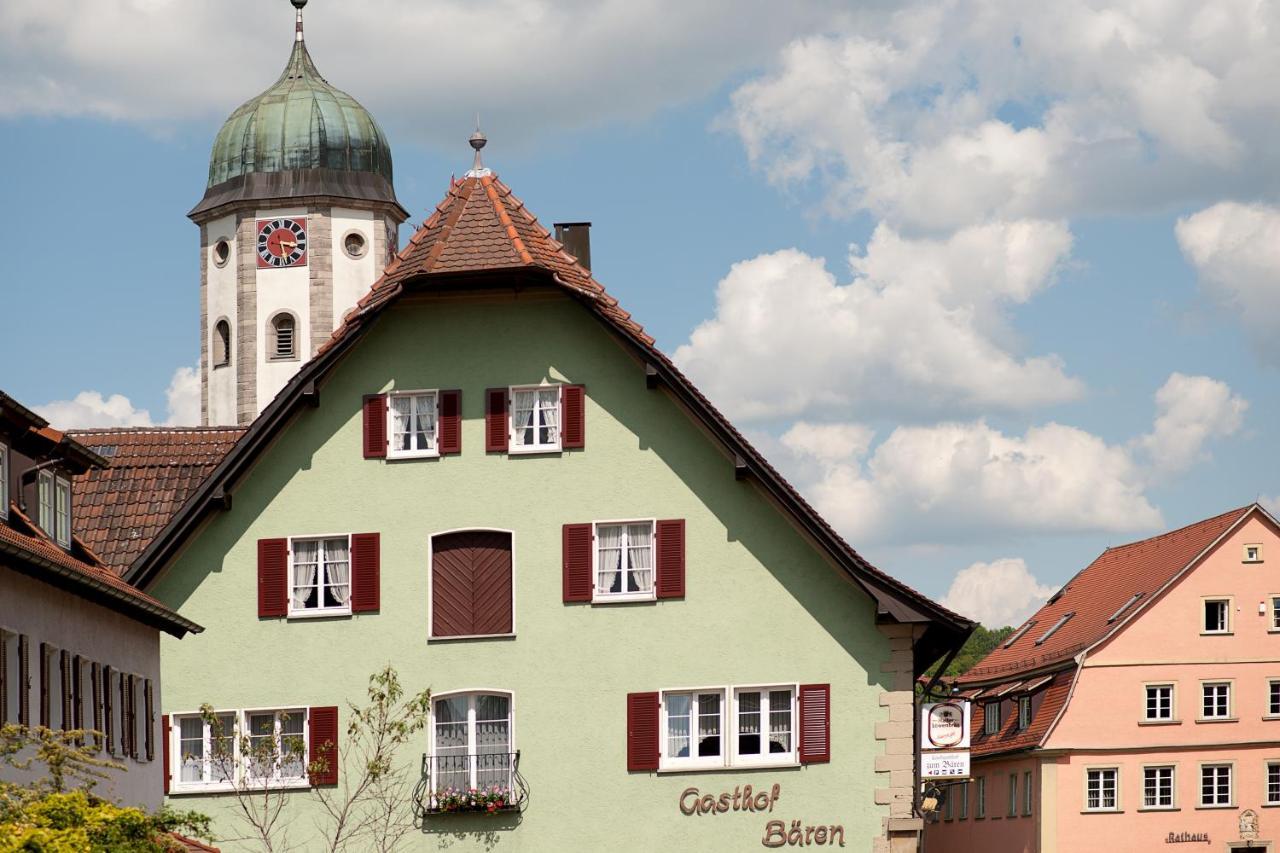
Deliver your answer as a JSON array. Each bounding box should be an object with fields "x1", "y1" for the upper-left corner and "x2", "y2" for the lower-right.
[
  {"x1": 343, "y1": 230, "x2": 368, "y2": 259},
  {"x1": 212, "y1": 238, "x2": 232, "y2": 268}
]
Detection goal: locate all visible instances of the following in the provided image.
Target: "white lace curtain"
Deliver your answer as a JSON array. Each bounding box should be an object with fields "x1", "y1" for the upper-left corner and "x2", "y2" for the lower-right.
[
  {"x1": 537, "y1": 388, "x2": 559, "y2": 442},
  {"x1": 326, "y1": 538, "x2": 351, "y2": 606},
  {"x1": 596, "y1": 525, "x2": 623, "y2": 593},
  {"x1": 292, "y1": 540, "x2": 319, "y2": 608},
  {"x1": 512, "y1": 390, "x2": 536, "y2": 444},
  {"x1": 626, "y1": 523, "x2": 653, "y2": 592}
]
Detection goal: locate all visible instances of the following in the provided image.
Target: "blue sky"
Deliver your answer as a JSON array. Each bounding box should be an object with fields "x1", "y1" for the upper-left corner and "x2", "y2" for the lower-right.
[{"x1": 3, "y1": 0, "x2": 1278, "y2": 626}]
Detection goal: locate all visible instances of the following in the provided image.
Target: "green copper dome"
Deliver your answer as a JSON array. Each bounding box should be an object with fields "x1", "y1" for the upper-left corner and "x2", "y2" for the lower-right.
[{"x1": 206, "y1": 37, "x2": 393, "y2": 189}]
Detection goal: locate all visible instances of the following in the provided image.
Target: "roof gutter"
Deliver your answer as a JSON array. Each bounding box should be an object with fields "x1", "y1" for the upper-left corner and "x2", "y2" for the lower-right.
[{"x1": 0, "y1": 538, "x2": 202, "y2": 638}]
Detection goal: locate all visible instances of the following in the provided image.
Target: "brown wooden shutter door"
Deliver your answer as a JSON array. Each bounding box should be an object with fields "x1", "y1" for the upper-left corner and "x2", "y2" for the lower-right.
[
  {"x1": 485, "y1": 389, "x2": 508, "y2": 452},
  {"x1": 309, "y1": 706, "x2": 339, "y2": 786},
  {"x1": 562, "y1": 385, "x2": 586, "y2": 449},
  {"x1": 144, "y1": 679, "x2": 154, "y2": 761},
  {"x1": 161, "y1": 714, "x2": 171, "y2": 794},
  {"x1": 39, "y1": 643, "x2": 49, "y2": 728},
  {"x1": 17, "y1": 636, "x2": 29, "y2": 727},
  {"x1": 362, "y1": 394, "x2": 387, "y2": 459},
  {"x1": 798, "y1": 683, "x2": 831, "y2": 764},
  {"x1": 91, "y1": 662, "x2": 102, "y2": 752},
  {"x1": 60, "y1": 650, "x2": 71, "y2": 731},
  {"x1": 439, "y1": 390, "x2": 462, "y2": 455},
  {"x1": 258, "y1": 538, "x2": 289, "y2": 618},
  {"x1": 627, "y1": 692, "x2": 660, "y2": 771},
  {"x1": 655, "y1": 519, "x2": 686, "y2": 600},
  {"x1": 432, "y1": 531, "x2": 513, "y2": 636},
  {"x1": 562, "y1": 523, "x2": 593, "y2": 602},
  {"x1": 102, "y1": 665, "x2": 113, "y2": 754},
  {"x1": 350, "y1": 533, "x2": 381, "y2": 613},
  {"x1": 72, "y1": 654, "x2": 83, "y2": 738},
  {"x1": 0, "y1": 634, "x2": 7, "y2": 726}
]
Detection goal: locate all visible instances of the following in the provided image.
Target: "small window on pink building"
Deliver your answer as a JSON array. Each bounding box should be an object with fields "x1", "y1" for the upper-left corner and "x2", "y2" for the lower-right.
[
  {"x1": 1145, "y1": 685, "x2": 1173, "y2": 721},
  {"x1": 1268, "y1": 681, "x2": 1280, "y2": 717},
  {"x1": 1085, "y1": 768, "x2": 1118, "y2": 811},
  {"x1": 1268, "y1": 764, "x2": 1280, "y2": 805},
  {"x1": 1245, "y1": 543, "x2": 1263, "y2": 563},
  {"x1": 1203, "y1": 599, "x2": 1230, "y2": 634}
]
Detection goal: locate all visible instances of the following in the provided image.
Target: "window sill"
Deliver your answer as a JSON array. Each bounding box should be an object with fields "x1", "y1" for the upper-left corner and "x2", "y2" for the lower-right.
[
  {"x1": 266, "y1": 355, "x2": 300, "y2": 363},
  {"x1": 1080, "y1": 809, "x2": 1124, "y2": 815},
  {"x1": 1137, "y1": 806, "x2": 1179, "y2": 812},
  {"x1": 507, "y1": 446, "x2": 562, "y2": 456},
  {"x1": 169, "y1": 779, "x2": 311, "y2": 796},
  {"x1": 1195, "y1": 804, "x2": 1236, "y2": 810},
  {"x1": 1263, "y1": 714, "x2": 1280, "y2": 721},
  {"x1": 657, "y1": 760, "x2": 799, "y2": 775},
  {"x1": 212, "y1": 362, "x2": 230, "y2": 370},
  {"x1": 592, "y1": 593, "x2": 657, "y2": 605},
  {"x1": 1138, "y1": 719, "x2": 1181, "y2": 726},
  {"x1": 428, "y1": 633, "x2": 516, "y2": 643},
  {"x1": 1261, "y1": 803, "x2": 1280, "y2": 808},
  {"x1": 387, "y1": 450, "x2": 440, "y2": 461},
  {"x1": 287, "y1": 608, "x2": 352, "y2": 620},
  {"x1": 1199, "y1": 632, "x2": 1233, "y2": 637},
  {"x1": 1195, "y1": 717, "x2": 1238, "y2": 724}
]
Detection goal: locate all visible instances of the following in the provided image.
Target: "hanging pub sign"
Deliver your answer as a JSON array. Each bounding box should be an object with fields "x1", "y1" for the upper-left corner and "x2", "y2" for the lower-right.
[
  {"x1": 920, "y1": 700, "x2": 970, "y2": 780},
  {"x1": 921, "y1": 701, "x2": 970, "y2": 750}
]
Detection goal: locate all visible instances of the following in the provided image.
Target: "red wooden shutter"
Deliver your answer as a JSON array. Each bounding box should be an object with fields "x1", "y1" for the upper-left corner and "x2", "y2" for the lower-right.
[
  {"x1": 561, "y1": 385, "x2": 586, "y2": 449},
  {"x1": 655, "y1": 519, "x2": 686, "y2": 600},
  {"x1": 362, "y1": 394, "x2": 387, "y2": 459},
  {"x1": 18, "y1": 636, "x2": 30, "y2": 727},
  {"x1": 798, "y1": 683, "x2": 831, "y2": 764},
  {"x1": 562, "y1": 523, "x2": 593, "y2": 602},
  {"x1": 438, "y1": 390, "x2": 462, "y2": 455},
  {"x1": 258, "y1": 538, "x2": 289, "y2": 618},
  {"x1": 39, "y1": 643, "x2": 49, "y2": 728},
  {"x1": 350, "y1": 533, "x2": 381, "y2": 613},
  {"x1": 627, "y1": 692, "x2": 660, "y2": 771},
  {"x1": 161, "y1": 714, "x2": 171, "y2": 794},
  {"x1": 431, "y1": 531, "x2": 513, "y2": 637},
  {"x1": 485, "y1": 389, "x2": 508, "y2": 452},
  {"x1": 309, "y1": 706, "x2": 339, "y2": 786}
]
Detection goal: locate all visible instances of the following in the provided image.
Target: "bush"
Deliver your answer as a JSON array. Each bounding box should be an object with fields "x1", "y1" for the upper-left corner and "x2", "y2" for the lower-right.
[{"x1": 0, "y1": 789, "x2": 210, "y2": 852}]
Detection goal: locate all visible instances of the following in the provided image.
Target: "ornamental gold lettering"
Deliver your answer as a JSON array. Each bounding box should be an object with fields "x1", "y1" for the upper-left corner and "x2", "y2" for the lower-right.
[
  {"x1": 762, "y1": 820, "x2": 787, "y2": 848},
  {"x1": 679, "y1": 788, "x2": 699, "y2": 816}
]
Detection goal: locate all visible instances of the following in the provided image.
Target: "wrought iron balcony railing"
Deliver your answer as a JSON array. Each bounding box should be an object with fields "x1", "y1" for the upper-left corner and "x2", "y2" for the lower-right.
[{"x1": 412, "y1": 751, "x2": 527, "y2": 817}]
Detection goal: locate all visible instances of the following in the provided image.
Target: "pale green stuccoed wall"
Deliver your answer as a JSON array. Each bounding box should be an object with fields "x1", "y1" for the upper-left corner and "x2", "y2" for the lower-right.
[{"x1": 154, "y1": 290, "x2": 894, "y2": 851}]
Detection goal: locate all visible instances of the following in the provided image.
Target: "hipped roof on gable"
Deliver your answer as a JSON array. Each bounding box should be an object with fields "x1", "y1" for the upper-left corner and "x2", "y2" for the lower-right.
[{"x1": 127, "y1": 172, "x2": 973, "y2": 668}]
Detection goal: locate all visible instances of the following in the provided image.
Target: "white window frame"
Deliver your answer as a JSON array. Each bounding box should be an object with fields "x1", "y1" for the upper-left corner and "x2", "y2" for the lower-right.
[
  {"x1": 1245, "y1": 543, "x2": 1263, "y2": 563},
  {"x1": 0, "y1": 441, "x2": 8, "y2": 520},
  {"x1": 1144, "y1": 683, "x2": 1175, "y2": 722},
  {"x1": 1017, "y1": 695, "x2": 1031, "y2": 731},
  {"x1": 660, "y1": 687, "x2": 727, "y2": 771},
  {"x1": 386, "y1": 390, "x2": 440, "y2": 459},
  {"x1": 983, "y1": 701, "x2": 1000, "y2": 735},
  {"x1": 1202, "y1": 597, "x2": 1232, "y2": 635},
  {"x1": 1084, "y1": 767, "x2": 1120, "y2": 812},
  {"x1": 54, "y1": 476, "x2": 71, "y2": 548},
  {"x1": 592, "y1": 519, "x2": 657, "y2": 603},
  {"x1": 287, "y1": 534, "x2": 354, "y2": 618},
  {"x1": 1268, "y1": 762, "x2": 1280, "y2": 805},
  {"x1": 1270, "y1": 595, "x2": 1280, "y2": 633},
  {"x1": 37, "y1": 470, "x2": 53, "y2": 537},
  {"x1": 1269, "y1": 680, "x2": 1280, "y2": 718},
  {"x1": 428, "y1": 689, "x2": 515, "y2": 792},
  {"x1": 1141, "y1": 765, "x2": 1175, "y2": 810},
  {"x1": 508, "y1": 384, "x2": 562, "y2": 454},
  {"x1": 731, "y1": 685, "x2": 798, "y2": 768},
  {"x1": 1200, "y1": 681, "x2": 1232, "y2": 720},
  {"x1": 168, "y1": 707, "x2": 309, "y2": 795},
  {"x1": 1199, "y1": 763, "x2": 1233, "y2": 808}
]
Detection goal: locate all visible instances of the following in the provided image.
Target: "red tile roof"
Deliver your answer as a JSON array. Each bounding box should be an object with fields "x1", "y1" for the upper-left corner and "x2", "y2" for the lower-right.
[
  {"x1": 1, "y1": 504, "x2": 198, "y2": 637},
  {"x1": 69, "y1": 427, "x2": 245, "y2": 576},
  {"x1": 958, "y1": 505, "x2": 1253, "y2": 684},
  {"x1": 167, "y1": 832, "x2": 221, "y2": 852},
  {"x1": 966, "y1": 668, "x2": 1076, "y2": 758}
]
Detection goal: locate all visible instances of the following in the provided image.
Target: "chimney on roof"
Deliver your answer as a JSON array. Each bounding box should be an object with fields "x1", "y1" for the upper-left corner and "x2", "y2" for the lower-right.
[{"x1": 555, "y1": 222, "x2": 592, "y2": 272}]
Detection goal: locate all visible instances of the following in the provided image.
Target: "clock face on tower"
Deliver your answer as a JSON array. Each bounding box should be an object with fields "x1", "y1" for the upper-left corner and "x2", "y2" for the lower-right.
[{"x1": 256, "y1": 218, "x2": 309, "y2": 269}]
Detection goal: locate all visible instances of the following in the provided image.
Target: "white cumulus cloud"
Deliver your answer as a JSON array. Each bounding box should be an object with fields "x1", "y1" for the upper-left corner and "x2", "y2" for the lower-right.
[
  {"x1": 941, "y1": 558, "x2": 1058, "y2": 627},
  {"x1": 770, "y1": 371, "x2": 1246, "y2": 546},
  {"x1": 0, "y1": 0, "x2": 859, "y2": 145},
  {"x1": 34, "y1": 366, "x2": 201, "y2": 429},
  {"x1": 726, "y1": 0, "x2": 1280, "y2": 229},
  {"x1": 1136, "y1": 372, "x2": 1247, "y2": 476},
  {"x1": 674, "y1": 220, "x2": 1080, "y2": 422},
  {"x1": 1176, "y1": 201, "x2": 1280, "y2": 363}
]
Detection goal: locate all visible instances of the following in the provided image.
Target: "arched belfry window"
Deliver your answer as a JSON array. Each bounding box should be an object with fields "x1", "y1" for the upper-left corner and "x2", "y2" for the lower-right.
[
  {"x1": 213, "y1": 319, "x2": 231, "y2": 368},
  {"x1": 269, "y1": 313, "x2": 298, "y2": 361}
]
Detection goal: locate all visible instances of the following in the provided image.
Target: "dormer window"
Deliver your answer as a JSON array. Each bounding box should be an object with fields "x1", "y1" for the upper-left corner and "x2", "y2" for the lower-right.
[
  {"x1": 1017, "y1": 696, "x2": 1032, "y2": 731},
  {"x1": 37, "y1": 471, "x2": 72, "y2": 548},
  {"x1": 983, "y1": 701, "x2": 1000, "y2": 735}
]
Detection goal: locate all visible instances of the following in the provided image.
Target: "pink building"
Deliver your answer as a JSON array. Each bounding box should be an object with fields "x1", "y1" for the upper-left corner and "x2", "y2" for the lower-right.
[{"x1": 927, "y1": 504, "x2": 1280, "y2": 853}]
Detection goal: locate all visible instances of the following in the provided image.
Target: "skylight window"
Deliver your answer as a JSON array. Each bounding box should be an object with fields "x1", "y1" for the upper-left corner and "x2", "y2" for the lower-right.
[
  {"x1": 1034, "y1": 612, "x2": 1074, "y2": 646},
  {"x1": 1003, "y1": 621, "x2": 1037, "y2": 649},
  {"x1": 1107, "y1": 593, "x2": 1144, "y2": 624}
]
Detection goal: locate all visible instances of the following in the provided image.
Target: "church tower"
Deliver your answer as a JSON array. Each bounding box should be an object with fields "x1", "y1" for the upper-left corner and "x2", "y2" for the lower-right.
[{"x1": 191, "y1": 0, "x2": 407, "y2": 426}]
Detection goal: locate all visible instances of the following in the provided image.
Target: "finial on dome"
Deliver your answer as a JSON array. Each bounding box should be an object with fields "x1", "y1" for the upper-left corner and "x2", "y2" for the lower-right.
[
  {"x1": 292, "y1": 0, "x2": 307, "y2": 42},
  {"x1": 466, "y1": 116, "x2": 491, "y2": 177}
]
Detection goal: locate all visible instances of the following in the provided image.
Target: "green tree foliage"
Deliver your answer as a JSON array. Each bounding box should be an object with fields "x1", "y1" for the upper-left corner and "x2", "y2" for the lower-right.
[
  {"x1": 922, "y1": 624, "x2": 1015, "y2": 687},
  {"x1": 0, "y1": 724, "x2": 210, "y2": 852}
]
